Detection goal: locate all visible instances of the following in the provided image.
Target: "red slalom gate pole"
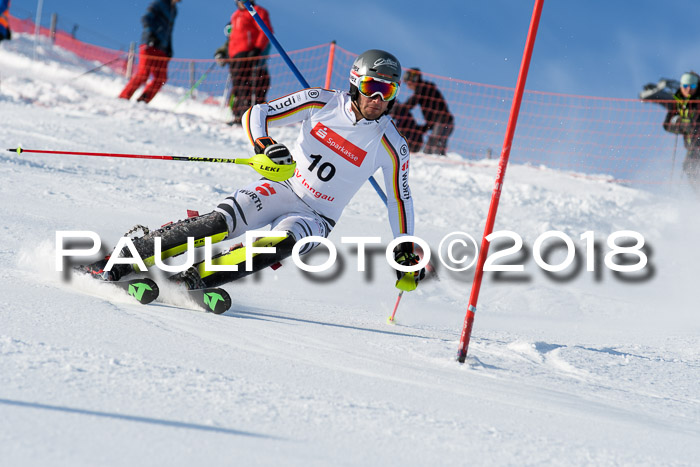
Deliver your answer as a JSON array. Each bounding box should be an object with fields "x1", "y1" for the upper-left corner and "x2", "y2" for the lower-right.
[
  {"x1": 457, "y1": 0, "x2": 545, "y2": 364},
  {"x1": 324, "y1": 41, "x2": 337, "y2": 90}
]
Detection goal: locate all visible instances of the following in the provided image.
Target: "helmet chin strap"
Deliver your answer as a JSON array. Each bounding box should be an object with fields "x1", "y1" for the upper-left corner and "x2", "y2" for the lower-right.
[
  {"x1": 351, "y1": 99, "x2": 369, "y2": 122},
  {"x1": 351, "y1": 97, "x2": 386, "y2": 122}
]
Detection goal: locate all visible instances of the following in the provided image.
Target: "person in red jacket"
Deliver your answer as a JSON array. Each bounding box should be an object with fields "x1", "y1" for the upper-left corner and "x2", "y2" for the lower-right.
[{"x1": 220, "y1": 0, "x2": 272, "y2": 125}]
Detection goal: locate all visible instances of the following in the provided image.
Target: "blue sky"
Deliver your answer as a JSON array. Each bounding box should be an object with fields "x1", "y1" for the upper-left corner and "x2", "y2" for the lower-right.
[{"x1": 10, "y1": 0, "x2": 700, "y2": 98}]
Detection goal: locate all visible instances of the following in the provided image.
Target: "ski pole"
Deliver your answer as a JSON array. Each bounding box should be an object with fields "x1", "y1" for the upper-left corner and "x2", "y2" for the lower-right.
[
  {"x1": 387, "y1": 291, "x2": 404, "y2": 324},
  {"x1": 7, "y1": 147, "x2": 296, "y2": 182},
  {"x1": 242, "y1": 1, "x2": 308, "y2": 92},
  {"x1": 242, "y1": 0, "x2": 388, "y2": 206},
  {"x1": 670, "y1": 134, "x2": 678, "y2": 181},
  {"x1": 72, "y1": 54, "x2": 127, "y2": 81},
  {"x1": 174, "y1": 61, "x2": 217, "y2": 110}
]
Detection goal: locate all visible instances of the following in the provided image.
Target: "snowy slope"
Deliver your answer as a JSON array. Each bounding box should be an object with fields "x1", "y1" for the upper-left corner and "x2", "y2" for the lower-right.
[{"x1": 2, "y1": 35, "x2": 700, "y2": 466}]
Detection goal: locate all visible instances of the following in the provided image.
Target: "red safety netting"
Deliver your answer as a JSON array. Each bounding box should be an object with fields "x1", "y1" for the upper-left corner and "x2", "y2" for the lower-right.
[
  {"x1": 162, "y1": 43, "x2": 331, "y2": 112},
  {"x1": 9, "y1": 15, "x2": 128, "y2": 74},
  {"x1": 9, "y1": 15, "x2": 684, "y2": 187},
  {"x1": 329, "y1": 46, "x2": 681, "y2": 186}
]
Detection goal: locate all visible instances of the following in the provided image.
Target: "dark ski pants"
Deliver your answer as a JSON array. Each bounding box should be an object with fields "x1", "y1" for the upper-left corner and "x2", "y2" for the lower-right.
[
  {"x1": 424, "y1": 115, "x2": 454, "y2": 156},
  {"x1": 683, "y1": 150, "x2": 700, "y2": 193}
]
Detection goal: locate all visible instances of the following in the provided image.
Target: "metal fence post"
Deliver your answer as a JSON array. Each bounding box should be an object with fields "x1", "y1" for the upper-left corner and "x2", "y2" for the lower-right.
[
  {"x1": 189, "y1": 61, "x2": 195, "y2": 98},
  {"x1": 126, "y1": 42, "x2": 136, "y2": 78},
  {"x1": 49, "y1": 13, "x2": 57, "y2": 44}
]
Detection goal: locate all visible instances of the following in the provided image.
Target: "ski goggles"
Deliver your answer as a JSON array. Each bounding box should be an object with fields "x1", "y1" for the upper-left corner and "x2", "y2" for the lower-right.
[
  {"x1": 357, "y1": 75, "x2": 400, "y2": 101},
  {"x1": 681, "y1": 83, "x2": 698, "y2": 89}
]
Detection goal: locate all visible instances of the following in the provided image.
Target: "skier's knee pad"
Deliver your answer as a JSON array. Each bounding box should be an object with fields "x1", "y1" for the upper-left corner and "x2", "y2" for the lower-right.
[{"x1": 193, "y1": 231, "x2": 296, "y2": 287}]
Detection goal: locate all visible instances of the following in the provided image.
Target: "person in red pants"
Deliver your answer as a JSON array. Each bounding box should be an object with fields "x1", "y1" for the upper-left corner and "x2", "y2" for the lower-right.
[{"x1": 119, "y1": 0, "x2": 181, "y2": 103}]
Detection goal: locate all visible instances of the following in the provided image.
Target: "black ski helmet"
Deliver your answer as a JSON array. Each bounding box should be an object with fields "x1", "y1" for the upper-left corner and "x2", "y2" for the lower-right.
[{"x1": 349, "y1": 49, "x2": 402, "y2": 113}]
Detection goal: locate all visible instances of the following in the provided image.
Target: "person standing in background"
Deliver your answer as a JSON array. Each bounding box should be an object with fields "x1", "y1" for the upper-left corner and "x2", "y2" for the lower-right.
[
  {"x1": 663, "y1": 71, "x2": 700, "y2": 192},
  {"x1": 214, "y1": 19, "x2": 271, "y2": 125},
  {"x1": 0, "y1": 0, "x2": 12, "y2": 43},
  {"x1": 402, "y1": 68, "x2": 454, "y2": 155},
  {"x1": 216, "y1": 0, "x2": 272, "y2": 125},
  {"x1": 119, "y1": 0, "x2": 180, "y2": 104}
]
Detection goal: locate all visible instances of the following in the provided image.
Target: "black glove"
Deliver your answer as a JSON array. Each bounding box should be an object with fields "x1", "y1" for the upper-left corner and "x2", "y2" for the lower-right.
[
  {"x1": 214, "y1": 50, "x2": 227, "y2": 66},
  {"x1": 254, "y1": 137, "x2": 294, "y2": 165},
  {"x1": 393, "y1": 243, "x2": 426, "y2": 282}
]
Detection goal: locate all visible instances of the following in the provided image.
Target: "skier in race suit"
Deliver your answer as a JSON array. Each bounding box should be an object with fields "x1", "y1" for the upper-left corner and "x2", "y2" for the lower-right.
[{"x1": 79, "y1": 50, "x2": 426, "y2": 291}]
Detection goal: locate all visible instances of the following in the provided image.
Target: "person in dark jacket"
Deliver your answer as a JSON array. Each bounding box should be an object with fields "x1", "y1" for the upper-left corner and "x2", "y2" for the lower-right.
[
  {"x1": 214, "y1": 0, "x2": 272, "y2": 125},
  {"x1": 402, "y1": 68, "x2": 454, "y2": 155},
  {"x1": 663, "y1": 71, "x2": 700, "y2": 191},
  {"x1": 119, "y1": 0, "x2": 180, "y2": 104},
  {"x1": 0, "y1": 0, "x2": 11, "y2": 43},
  {"x1": 391, "y1": 101, "x2": 427, "y2": 153}
]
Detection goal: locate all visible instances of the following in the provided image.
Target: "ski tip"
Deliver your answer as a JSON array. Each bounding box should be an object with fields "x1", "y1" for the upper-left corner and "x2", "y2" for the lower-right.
[
  {"x1": 126, "y1": 278, "x2": 160, "y2": 304},
  {"x1": 197, "y1": 288, "x2": 232, "y2": 314}
]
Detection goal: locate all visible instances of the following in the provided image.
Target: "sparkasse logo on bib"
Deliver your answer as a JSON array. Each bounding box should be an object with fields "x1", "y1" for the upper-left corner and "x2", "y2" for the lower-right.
[{"x1": 311, "y1": 122, "x2": 367, "y2": 167}]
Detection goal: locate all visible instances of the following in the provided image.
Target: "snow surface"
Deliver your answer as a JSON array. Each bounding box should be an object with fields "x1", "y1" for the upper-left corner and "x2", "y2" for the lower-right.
[{"x1": 2, "y1": 35, "x2": 700, "y2": 466}]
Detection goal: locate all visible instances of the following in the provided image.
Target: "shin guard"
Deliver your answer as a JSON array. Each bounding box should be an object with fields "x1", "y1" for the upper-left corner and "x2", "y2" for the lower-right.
[
  {"x1": 170, "y1": 234, "x2": 296, "y2": 288},
  {"x1": 122, "y1": 211, "x2": 229, "y2": 272}
]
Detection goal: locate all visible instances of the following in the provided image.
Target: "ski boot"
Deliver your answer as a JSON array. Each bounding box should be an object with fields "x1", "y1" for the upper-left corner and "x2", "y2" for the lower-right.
[
  {"x1": 74, "y1": 257, "x2": 133, "y2": 282},
  {"x1": 169, "y1": 265, "x2": 207, "y2": 290}
]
